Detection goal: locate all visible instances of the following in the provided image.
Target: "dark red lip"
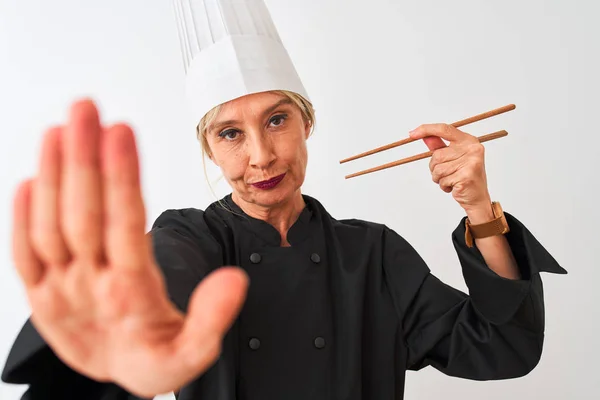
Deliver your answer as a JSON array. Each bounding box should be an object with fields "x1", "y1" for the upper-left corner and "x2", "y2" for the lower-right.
[{"x1": 251, "y1": 173, "x2": 286, "y2": 190}]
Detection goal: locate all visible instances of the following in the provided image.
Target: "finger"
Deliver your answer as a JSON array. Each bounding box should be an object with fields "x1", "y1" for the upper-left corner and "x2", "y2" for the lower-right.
[
  {"x1": 176, "y1": 267, "x2": 249, "y2": 369},
  {"x1": 103, "y1": 123, "x2": 149, "y2": 270},
  {"x1": 13, "y1": 179, "x2": 45, "y2": 287},
  {"x1": 61, "y1": 99, "x2": 104, "y2": 263},
  {"x1": 431, "y1": 158, "x2": 462, "y2": 184},
  {"x1": 409, "y1": 123, "x2": 472, "y2": 143},
  {"x1": 31, "y1": 127, "x2": 71, "y2": 266},
  {"x1": 429, "y1": 146, "x2": 465, "y2": 173},
  {"x1": 422, "y1": 136, "x2": 446, "y2": 153},
  {"x1": 438, "y1": 174, "x2": 456, "y2": 193}
]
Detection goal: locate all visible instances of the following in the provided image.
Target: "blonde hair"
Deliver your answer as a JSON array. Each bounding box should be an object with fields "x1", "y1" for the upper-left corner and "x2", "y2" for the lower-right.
[{"x1": 195, "y1": 90, "x2": 316, "y2": 159}]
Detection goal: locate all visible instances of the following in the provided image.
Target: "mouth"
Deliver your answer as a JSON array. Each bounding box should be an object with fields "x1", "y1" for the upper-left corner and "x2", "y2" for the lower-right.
[{"x1": 250, "y1": 173, "x2": 286, "y2": 190}]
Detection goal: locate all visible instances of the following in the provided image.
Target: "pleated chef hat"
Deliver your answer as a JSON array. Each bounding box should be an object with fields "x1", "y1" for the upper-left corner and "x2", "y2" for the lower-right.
[{"x1": 172, "y1": 0, "x2": 310, "y2": 130}]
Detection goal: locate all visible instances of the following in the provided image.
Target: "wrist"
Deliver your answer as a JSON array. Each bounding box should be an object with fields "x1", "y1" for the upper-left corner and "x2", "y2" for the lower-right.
[{"x1": 465, "y1": 201, "x2": 494, "y2": 224}]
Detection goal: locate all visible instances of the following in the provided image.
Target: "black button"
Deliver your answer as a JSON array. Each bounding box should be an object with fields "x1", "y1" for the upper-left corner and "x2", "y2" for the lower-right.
[
  {"x1": 310, "y1": 253, "x2": 321, "y2": 263},
  {"x1": 314, "y1": 337, "x2": 326, "y2": 349},
  {"x1": 249, "y1": 338, "x2": 261, "y2": 350},
  {"x1": 250, "y1": 253, "x2": 261, "y2": 264}
]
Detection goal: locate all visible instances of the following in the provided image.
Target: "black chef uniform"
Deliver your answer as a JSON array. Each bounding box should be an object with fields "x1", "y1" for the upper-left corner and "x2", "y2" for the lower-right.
[{"x1": 1, "y1": 193, "x2": 567, "y2": 399}]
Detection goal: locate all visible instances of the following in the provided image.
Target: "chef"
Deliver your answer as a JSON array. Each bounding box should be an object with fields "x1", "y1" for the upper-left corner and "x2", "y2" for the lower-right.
[{"x1": 1, "y1": 0, "x2": 567, "y2": 399}]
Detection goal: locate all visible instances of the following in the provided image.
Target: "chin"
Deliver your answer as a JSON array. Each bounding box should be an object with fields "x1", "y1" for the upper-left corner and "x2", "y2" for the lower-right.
[{"x1": 245, "y1": 181, "x2": 300, "y2": 207}]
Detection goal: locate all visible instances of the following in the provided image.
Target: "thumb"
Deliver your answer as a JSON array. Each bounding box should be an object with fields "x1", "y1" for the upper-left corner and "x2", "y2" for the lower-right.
[
  {"x1": 176, "y1": 266, "x2": 248, "y2": 368},
  {"x1": 422, "y1": 136, "x2": 447, "y2": 151}
]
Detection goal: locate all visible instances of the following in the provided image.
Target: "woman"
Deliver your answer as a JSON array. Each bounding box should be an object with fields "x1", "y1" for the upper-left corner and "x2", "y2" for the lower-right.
[
  {"x1": 2, "y1": 91, "x2": 566, "y2": 400},
  {"x1": 2, "y1": 1, "x2": 566, "y2": 399}
]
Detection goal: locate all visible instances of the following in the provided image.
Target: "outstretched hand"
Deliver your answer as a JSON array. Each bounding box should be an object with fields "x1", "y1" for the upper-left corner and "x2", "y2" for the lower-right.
[{"x1": 12, "y1": 99, "x2": 249, "y2": 397}]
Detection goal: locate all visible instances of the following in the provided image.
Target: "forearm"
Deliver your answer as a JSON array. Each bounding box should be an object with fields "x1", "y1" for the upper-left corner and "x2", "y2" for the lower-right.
[{"x1": 465, "y1": 203, "x2": 521, "y2": 280}]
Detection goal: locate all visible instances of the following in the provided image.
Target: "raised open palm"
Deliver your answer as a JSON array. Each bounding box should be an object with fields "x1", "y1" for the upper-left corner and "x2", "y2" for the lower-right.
[{"x1": 11, "y1": 99, "x2": 248, "y2": 398}]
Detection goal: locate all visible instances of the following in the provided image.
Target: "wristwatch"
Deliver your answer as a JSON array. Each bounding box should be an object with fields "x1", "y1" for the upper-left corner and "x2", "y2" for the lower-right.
[{"x1": 464, "y1": 201, "x2": 510, "y2": 248}]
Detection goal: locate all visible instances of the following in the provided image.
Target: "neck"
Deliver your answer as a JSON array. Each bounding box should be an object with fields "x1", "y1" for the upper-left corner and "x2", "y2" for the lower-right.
[{"x1": 232, "y1": 189, "x2": 306, "y2": 246}]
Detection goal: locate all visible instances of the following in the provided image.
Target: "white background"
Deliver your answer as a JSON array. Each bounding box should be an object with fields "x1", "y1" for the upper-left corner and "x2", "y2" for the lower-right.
[{"x1": 0, "y1": 0, "x2": 597, "y2": 399}]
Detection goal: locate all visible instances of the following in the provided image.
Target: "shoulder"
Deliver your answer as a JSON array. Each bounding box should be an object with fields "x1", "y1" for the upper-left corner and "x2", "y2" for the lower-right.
[
  {"x1": 307, "y1": 194, "x2": 430, "y2": 277},
  {"x1": 150, "y1": 207, "x2": 210, "y2": 244},
  {"x1": 150, "y1": 197, "x2": 234, "y2": 236},
  {"x1": 305, "y1": 195, "x2": 428, "y2": 266},
  {"x1": 303, "y1": 194, "x2": 399, "y2": 244},
  {"x1": 151, "y1": 207, "x2": 205, "y2": 230},
  {"x1": 148, "y1": 199, "x2": 235, "y2": 255},
  {"x1": 148, "y1": 203, "x2": 230, "y2": 274}
]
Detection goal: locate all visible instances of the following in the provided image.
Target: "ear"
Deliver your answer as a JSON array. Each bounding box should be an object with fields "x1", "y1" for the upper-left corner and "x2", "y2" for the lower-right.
[{"x1": 304, "y1": 120, "x2": 311, "y2": 140}]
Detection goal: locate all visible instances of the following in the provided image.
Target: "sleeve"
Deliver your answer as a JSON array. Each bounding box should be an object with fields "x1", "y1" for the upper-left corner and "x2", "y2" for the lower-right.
[
  {"x1": 382, "y1": 211, "x2": 567, "y2": 380},
  {"x1": 1, "y1": 319, "x2": 144, "y2": 399},
  {"x1": 1, "y1": 208, "x2": 222, "y2": 399}
]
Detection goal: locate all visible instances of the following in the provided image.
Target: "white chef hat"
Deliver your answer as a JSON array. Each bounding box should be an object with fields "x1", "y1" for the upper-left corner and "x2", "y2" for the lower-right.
[{"x1": 172, "y1": 0, "x2": 310, "y2": 130}]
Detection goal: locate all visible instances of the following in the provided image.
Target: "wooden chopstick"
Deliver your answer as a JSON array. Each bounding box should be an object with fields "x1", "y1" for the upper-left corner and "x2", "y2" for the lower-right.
[
  {"x1": 339, "y1": 104, "x2": 515, "y2": 164},
  {"x1": 344, "y1": 130, "x2": 508, "y2": 179}
]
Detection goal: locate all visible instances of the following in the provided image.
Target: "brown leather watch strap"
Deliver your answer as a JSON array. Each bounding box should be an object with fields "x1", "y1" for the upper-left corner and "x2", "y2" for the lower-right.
[
  {"x1": 464, "y1": 202, "x2": 510, "y2": 247},
  {"x1": 469, "y1": 216, "x2": 507, "y2": 236}
]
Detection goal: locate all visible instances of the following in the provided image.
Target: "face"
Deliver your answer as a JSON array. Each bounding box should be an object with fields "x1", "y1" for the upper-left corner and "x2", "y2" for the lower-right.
[{"x1": 205, "y1": 91, "x2": 311, "y2": 209}]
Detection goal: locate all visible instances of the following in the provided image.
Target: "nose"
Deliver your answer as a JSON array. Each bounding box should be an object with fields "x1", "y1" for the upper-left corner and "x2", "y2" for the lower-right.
[{"x1": 248, "y1": 134, "x2": 276, "y2": 169}]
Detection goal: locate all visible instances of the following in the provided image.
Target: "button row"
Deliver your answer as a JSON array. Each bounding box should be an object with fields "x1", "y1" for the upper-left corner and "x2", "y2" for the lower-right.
[
  {"x1": 249, "y1": 253, "x2": 321, "y2": 264},
  {"x1": 248, "y1": 337, "x2": 326, "y2": 350}
]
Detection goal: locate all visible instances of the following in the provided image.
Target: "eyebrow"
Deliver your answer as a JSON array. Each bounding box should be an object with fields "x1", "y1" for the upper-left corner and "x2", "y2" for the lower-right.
[{"x1": 210, "y1": 98, "x2": 293, "y2": 133}]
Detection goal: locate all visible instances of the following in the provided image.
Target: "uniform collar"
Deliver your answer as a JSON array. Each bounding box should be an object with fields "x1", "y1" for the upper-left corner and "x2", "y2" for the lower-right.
[{"x1": 215, "y1": 193, "x2": 317, "y2": 247}]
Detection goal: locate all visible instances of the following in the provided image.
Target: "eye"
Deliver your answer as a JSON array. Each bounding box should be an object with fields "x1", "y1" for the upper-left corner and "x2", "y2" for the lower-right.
[
  {"x1": 269, "y1": 114, "x2": 287, "y2": 127},
  {"x1": 218, "y1": 129, "x2": 239, "y2": 141}
]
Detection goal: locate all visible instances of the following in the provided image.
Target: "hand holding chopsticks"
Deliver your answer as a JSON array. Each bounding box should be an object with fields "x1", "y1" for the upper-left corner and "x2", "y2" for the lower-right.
[
  {"x1": 341, "y1": 104, "x2": 516, "y2": 215},
  {"x1": 340, "y1": 104, "x2": 515, "y2": 179}
]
